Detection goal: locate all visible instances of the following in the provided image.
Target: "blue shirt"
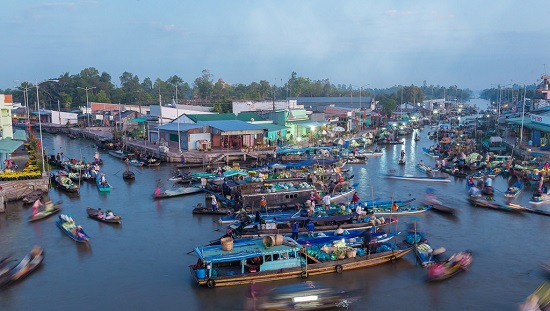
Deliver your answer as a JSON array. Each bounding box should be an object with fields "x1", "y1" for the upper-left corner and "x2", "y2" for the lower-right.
[
  {"x1": 306, "y1": 222, "x2": 314, "y2": 232},
  {"x1": 291, "y1": 223, "x2": 299, "y2": 233}
]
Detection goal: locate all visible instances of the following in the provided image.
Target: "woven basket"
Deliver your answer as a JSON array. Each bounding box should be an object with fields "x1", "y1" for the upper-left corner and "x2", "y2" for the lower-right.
[{"x1": 221, "y1": 237, "x2": 234, "y2": 251}]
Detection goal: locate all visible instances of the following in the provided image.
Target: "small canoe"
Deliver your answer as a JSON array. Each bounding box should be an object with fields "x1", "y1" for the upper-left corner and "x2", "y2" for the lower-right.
[
  {"x1": 519, "y1": 282, "x2": 550, "y2": 311},
  {"x1": 504, "y1": 180, "x2": 523, "y2": 198},
  {"x1": 154, "y1": 186, "x2": 203, "y2": 199},
  {"x1": 95, "y1": 172, "x2": 111, "y2": 192},
  {"x1": 28, "y1": 202, "x2": 62, "y2": 222},
  {"x1": 415, "y1": 242, "x2": 445, "y2": 267},
  {"x1": 86, "y1": 207, "x2": 122, "y2": 224},
  {"x1": 129, "y1": 159, "x2": 144, "y2": 167},
  {"x1": 21, "y1": 190, "x2": 44, "y2": 205},
  {"x1": 385, "y1": 174, "x2": 451, "y2": 183},
  {"x1": 0, "y1": 246, "x2": 45, "y2": 288},
  {"x1": 122, "y1": 171, "x2": 135, "y2": 180},
  {"x1": 192, "y1": 206, "x2": 233, "y2": 215},
  {"x1": 468, "y1": 198, "x2": 526, "y2": 213},
  {"x1": 398, "y1": 158, "x2": 406, "y2": 165},
  {"x1": 108, "y1": 150, "x2": 127, "y2": 160},
  {"x1": 55, "y1": 219, "x2": 90, "y2": 243},
  {"x1": 427, "y1": 251, "x2": 472, "y2": 282},
  {"x1": 429, "y1": 203, "x2": 456, "y2": 215}
]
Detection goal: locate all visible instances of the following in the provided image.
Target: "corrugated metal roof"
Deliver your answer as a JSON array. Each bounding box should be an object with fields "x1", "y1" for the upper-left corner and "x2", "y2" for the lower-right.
[
  {"x1": 288, "y1": 96, "x2": 374, "y2": 104},
  {"x1": 197, "y1": 120, "x2": 266, "y2": 132},
  {"x1": 186, "y1": 113, "x2": 236, "y2": 122},
  {"x1": 236, "y1": 112, "x2": 265, "y2": 122},
  {"x1": 0, "y1": 138, "x2": 23, "y2": 153},
  {"x1": 13, "y1": 130, "x2": 27, "y2": 141},
  {"x1": 261, "y1": 123, "x2": 290, "y2": 132},
  {"x1": 158, "y1": 123, "x2": 203, "y2": 131}
]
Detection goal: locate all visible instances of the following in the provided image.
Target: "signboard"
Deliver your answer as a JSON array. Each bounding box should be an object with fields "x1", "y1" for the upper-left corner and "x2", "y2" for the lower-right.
[{"x1": 530, "y1": 114, "x2": 550, "y2": 125}]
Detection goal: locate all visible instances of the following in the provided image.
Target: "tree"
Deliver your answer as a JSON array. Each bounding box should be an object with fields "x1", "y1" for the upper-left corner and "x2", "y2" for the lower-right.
[
  {"x1": 380, "y1": 97, "x2": 397, "y2": 115},
  {"x1": 194, "y1": 69, "x2": 213, "y2": 100}
]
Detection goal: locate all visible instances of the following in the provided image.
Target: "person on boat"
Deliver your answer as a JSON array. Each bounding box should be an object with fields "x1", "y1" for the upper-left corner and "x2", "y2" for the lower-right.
[
  {"x1": 105, "y1": 210, "x2": 115, "y2": 220},
  {"x1": 418, "y1": 159, "x2": 424, "y2": 167},
  {"x1": 94, "y1": 152, "x2": 100, "y2": 163},
  {"x1": 222, "y1": 181, "x2": 231, "y2": 197},
  {"x1": 96, "y1": 208, "x2": 106, "y2": 220},
  {"x1": 355, "y1": 204, "x2": 367, "y2": 219},
  {"x1": 100, "y1": 174, "x2": 107, "y2": 186},
  {"x1": 323, "y1": 193, "x2": 331, "y2": 210},
  {"x1": 467, "y1": 176, "x2": 474, "y2": 187},
  {"x1": 400, "y1": 150, "x2": 405, "y2": 159},
  {"x1": 374, "y1": 147, "x2": 380, "y2": 153},
  {"x1": 335, "y1": 225, "x2": 344, "y2": 236},
  {"x1": 305, "y1": 219, "x2": 315, "y2": 237},
  {"x1": 200, "y1": 177, "x2": 207, "y2": 189},
  {"x1": 484, "y1": 177, "x2": 493, "y2": 191},
  {"x1": 351, "y1": 192, "x2": 360, "y2": 205},
  {"x1": 291, "y1": 221, "x2": 299, "y2": 240},
  {"x1": 154, "y1": 180, "x2": 162, "y2": 197},
  {"x1": 211, "y1": 195, "x2": 218, "y2": 211},
  {"x1": 32, "y1": 199, "x2": 44, "y2": 216},
  {"x1": 361, "y1": 229, "x2": 372, "y2": 251},
  {"x1": 259, "y1": 196, "x2": 267, "y2": 211},
  {"x1": 74, "y1": 225, "x2": 88, "y2": 241}
]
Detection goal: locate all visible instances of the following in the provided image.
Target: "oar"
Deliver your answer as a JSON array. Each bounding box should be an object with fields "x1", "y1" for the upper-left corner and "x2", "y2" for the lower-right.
[{"x1": 113, "y1": 169, "x2": 123, "y2": 176}]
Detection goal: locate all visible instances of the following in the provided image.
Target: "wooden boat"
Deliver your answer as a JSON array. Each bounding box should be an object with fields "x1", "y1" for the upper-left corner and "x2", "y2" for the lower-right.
[
  {"x1": 154, "y1": 186, "x2": 203, "y2": 199},
  {"x1": 123, "y1": 170, "x2": 135, "y2": 180},
  {"x1": 86, "y1": 207, "x2": 122, "y2": 224},
  {"x1": 440, "y1": 167, "x2": 467, "y2": 178},
  {"x1": 234, "y1": 214, "x2": 398, "y2": 238},
  {"x1": 504, "y1": 180, "x2": 523, "y2": 198},
  {"x1": 129, "y1": 159, "x2": 144, "y2": 167},
  {"x1": 398, "y1": 158, "x2": 406, "y2": 165},
  {"x1": 55, "y1": 217, "x2": 90, "y2": 243},
  {"x1": 21, "y1": 190, "x2": 44, "y2": 205},
  {"x1": 371, "y1": 205, "x2": 432, "y2": 216},
  {"x1": 422, "y1": 147, "x2": 441, "y2": 158},
  {"x1": 530, "y1": 188, "x2": 550, "y2": 205},
  {"x1": 0, "y1": 246, "x2": 44, "y2": 288},
  {"x1": 519, "y1": 282, "x2": 550, "y2": 311},
  {"x1": 28, "y1": 202, "x2": 62, "y2": 222},
  {"x1": 189, "y1": 236, "x2": 412, "y2": 288},
  {"x1": 468, "y1": 198, "x2": 526, "y2": 213},
  {"x1": 50, "y1": 170, "x2": 79, "y2": 193},
  {"x1": 295, "y1": 230, "x2": 401, "y2": 247},
  {"x1": 95, "y1": 172, "x2": 111, "y2": 192},
  {"x1": 416, "y1": 164, "x2": 439, "y2": 174},
  {"x1": 330, "y1": 184, "x2": 359, "y2": 203},
  {"x1": 427, "y1": 250, "x2": 472, "y2": 282},
  {"x1": 384, "y1": 174, "x2": 451, "y2": 183},
  {"x1": 0, "y1": 257, "x2": 14, "y2": 279},
  {"x1": 192, "y1": 206, "x2": 233, "y2": 215},
  {"x1": 429, "y1": 203, "x2": 456, "y2": 215},
  {"x1": 414, "y1": 242, "x2": 445, "y2": 267},
  {"x1": 108, "y1": 149, "x2": 127, "y2": 160},
  {"x1": 376, "y1": 139, "x2": 404, "y2": 145},
  {"x1": 355, "y1": 151, "x2": 383, "y2": 158},
  {"x1": 141, "y1": 155, "x2": 161, "y2": 167}
]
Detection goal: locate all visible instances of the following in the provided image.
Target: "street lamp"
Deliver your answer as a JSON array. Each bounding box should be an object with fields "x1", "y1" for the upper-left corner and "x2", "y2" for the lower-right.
[
  {"x1": 77, "y1": 86, "x2": 96, "y2": 132},
  {"x1": 14, "y1": 81, "x2": 32, "y2": 123},
  {"x1": 35, "y1": 79, "x2": 58, "y2": 173},
  {"x1": 168, "y1": 81, "x2": 184, "y2": 153}
]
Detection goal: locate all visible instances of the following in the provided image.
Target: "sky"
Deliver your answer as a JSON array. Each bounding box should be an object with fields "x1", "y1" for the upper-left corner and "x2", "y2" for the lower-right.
[{"x1": 2, "y1": 0, "x2": 550, "y2": 92}]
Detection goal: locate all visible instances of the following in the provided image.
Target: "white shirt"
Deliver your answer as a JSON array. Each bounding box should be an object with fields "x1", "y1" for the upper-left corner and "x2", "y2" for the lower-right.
[
  {"x1": 356, "y1": 205, "x2": 363, "y2": 214},
  {"x1": 323, "y1": 195, "x2": 331, "y2": 206}
]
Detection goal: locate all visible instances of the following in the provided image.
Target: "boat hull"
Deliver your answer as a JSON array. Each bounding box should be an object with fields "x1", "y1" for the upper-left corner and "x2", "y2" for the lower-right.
[{"x1": 190, "y1": 247, "x2": 412, "y2": 288}]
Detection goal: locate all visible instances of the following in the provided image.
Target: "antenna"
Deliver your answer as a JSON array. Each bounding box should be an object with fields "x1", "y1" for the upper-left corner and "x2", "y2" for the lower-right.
[{"x1": 545, "y1": 64, "x2": 547, "y2": 75}]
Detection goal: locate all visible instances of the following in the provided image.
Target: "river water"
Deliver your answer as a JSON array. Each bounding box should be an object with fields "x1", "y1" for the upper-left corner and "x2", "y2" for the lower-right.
[{"x1": 1, "y1": 103, "x2": 547, "y2": 311}]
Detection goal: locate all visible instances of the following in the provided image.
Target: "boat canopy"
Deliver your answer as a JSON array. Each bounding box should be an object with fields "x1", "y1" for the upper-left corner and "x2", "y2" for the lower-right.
[{"x1": 194, "y1": 239, "x2": 301, "y2": 264}]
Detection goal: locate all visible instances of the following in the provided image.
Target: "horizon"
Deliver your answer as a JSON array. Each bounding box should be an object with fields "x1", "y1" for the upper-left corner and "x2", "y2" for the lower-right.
[{"x1": 1, "y1": 1, "x2": 547, "y2": 91}]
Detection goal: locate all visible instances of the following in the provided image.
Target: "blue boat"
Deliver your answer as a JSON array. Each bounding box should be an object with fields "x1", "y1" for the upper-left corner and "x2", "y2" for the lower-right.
[
  {"x1": 96, "y1": 172, "x2": 111, "y2": 192},
  {"x1": 189, "y1": 235, "x2": 412, "y2": 288},
  {"x1": 55, "y1": 218, "x2": 90, "y2": 243},
  {"x1": 422, "y1": 147, "x2": 441, "y2": 158},
  {"x1": 504, "y1": 180, "x2": 523, "y2": 198}
]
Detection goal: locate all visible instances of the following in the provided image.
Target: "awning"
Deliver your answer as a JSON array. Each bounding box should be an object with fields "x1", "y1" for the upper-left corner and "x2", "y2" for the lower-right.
[
  {"x1": 0, "y1": 138, "x2": 23, "y2": 153},
  {"x1": 506, "y1": 118, "x2": 550, "y2": 132},
  {"x1": 13, "y1": 130, "x2": 27, "y2": 141},
  {"x1": 290, "y1": 120, "x2": 328, "y2": 129},
  {"x1": 261, "y1": 123, "x2": 290, "y2": 132},
  {"x1": 129, "y1": 118, "x2": 147, "y2": 123}
]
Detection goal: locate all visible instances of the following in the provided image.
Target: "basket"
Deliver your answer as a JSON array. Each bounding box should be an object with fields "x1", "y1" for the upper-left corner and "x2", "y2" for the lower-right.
[
  {"x1": 221, "y1": 237, "x2": 234, "y2": 251},
  {"x1": 346, "y1": 249, "x2": 357, "y2": 258}
]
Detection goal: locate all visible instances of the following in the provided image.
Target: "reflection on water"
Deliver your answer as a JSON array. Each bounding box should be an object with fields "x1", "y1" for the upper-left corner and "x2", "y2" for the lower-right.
[{"x1": 1, "y1": 119, "x2": 550, "y2": 310}]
